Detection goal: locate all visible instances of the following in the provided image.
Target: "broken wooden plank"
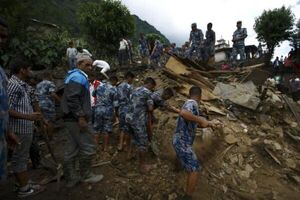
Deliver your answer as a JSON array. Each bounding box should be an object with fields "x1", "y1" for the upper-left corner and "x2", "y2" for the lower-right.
[
  {"x1": 163, "y1": 69, "x2": 218, "y2": 101},
  {"x1": 166, "y1": 56, "x2": 215, "y2": 90},
  {"x1": 282, "y1": 94, "x2": 300, "y2": 127},
  {"x1": 187, "y1": 73, "x2": 215, "y2": 90},
  {"x1": 92, "y1": 161, "x2": 111, "y2": 168},
  {"x1": 264, "y1": 147, "x2": 282, "y2": 166}
]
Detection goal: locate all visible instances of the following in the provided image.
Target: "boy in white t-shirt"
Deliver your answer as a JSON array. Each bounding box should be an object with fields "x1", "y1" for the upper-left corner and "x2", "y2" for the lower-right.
[{"x1": 93, "y1": 60, "x2": 110, "y2": 79}]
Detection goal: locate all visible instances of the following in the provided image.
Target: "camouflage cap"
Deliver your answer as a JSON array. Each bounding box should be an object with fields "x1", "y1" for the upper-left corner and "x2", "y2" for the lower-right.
[{"x1": 191, "y1": 23, "x2": 197, "y2": 27}]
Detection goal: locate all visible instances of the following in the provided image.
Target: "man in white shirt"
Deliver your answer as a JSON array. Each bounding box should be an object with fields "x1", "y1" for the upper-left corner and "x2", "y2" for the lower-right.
[
  {"x1": 118, "y1": 38, "x2": 129, "y2": 67},
  {"x1": 66, "y1": 41, "x2": 77, "y2": 69},
  {"x1": 93, "y1": 60, "x2": 110, "y2": 79},
  {"x1": 77, "y1": 47, "x2": 93, "y2": 58}
]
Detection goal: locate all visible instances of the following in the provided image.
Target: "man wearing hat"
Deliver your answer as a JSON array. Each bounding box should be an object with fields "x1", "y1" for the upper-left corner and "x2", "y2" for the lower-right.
[
  {"x1": 231, "y1": 21, "x2": 248, "y2": 62},
  {"x1": 188, "y1": 23, "x2": 204, "y2": 61},
  {"x1": 61, "y1": 54, "x2": 103, "y2": 188}
]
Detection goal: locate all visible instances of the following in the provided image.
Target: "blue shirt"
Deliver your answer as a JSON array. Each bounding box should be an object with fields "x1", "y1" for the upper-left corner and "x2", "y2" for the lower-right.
[
  {"x1": 147, "y1": 90, "x2": 166, "y2": 109},
  {"x1": 189, "y1": 29, "x2": 204, "y2": 45},
  {"x1": 126, "y1": 86, "x2": 152, "y2": 123},
  {"x1": 36, "y1": 80, "x2": 56, "y2": 112},
  {"x1": 174, "y1": 99, "x2": 200, "y2": 146},
  {"x1": 0, "y1": 66, "x2": 9, "y2": 138},
  {"x1": 93, "y1": 80, "x2": 118, "y2": 109},
  {"x1": 233, "y1": 28, "x2": 247, "y2": 46},
  {"x1": 117, "y1": 82, "x2": 133, "y2": 108}
]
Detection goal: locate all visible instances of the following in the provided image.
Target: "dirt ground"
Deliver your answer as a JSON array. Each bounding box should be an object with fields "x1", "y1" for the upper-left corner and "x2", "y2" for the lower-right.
[{"x1": 1, "y1": 67, "x2": 300, "y2": 200}]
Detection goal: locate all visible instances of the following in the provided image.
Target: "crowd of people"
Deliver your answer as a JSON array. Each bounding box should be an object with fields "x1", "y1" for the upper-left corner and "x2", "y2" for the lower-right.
[{"x1": 0, "y1": 16, "x2": 224, "y2": 200}]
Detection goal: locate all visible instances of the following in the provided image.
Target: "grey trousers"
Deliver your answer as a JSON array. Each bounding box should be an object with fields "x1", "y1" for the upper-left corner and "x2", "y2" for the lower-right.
[{"x1": 63, "y1": 121, "x2": 96, "y2": 180}]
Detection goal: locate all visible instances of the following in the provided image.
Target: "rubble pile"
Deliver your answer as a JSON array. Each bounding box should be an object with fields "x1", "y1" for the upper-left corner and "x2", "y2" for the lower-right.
[
  {"x1": 140, "y1": 56, "x2": 300, "y2": 200},
  {"x1": 3, "y1": 56, "x2": 299, "y2": 200}
]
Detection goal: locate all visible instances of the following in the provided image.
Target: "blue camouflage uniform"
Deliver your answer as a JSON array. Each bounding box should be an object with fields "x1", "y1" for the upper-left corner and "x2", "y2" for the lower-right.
[
  {"x1": 36, "y1": 80, "x2": 56, "y2": 121},
  {"x1": 0, "y1": 66, "x2": 9, "y2": 181},
  {"x1": 117, "y1": 82, "x2": 133, "y2": 134},
  {"x1": 126, "y1": 86, "x2": 152, "y2": 150},
  {"x1": 147, "y1": 90, "x2": 167, "y2": 110},
  {"x1": 93, "y1": 80, "x2": 118, "y2": 134},
  {"x1": 150, "y1": 40, "x2": 164, "y2": 65},
  {"x1": 173, "y1": 99, "x2": 201, "y2": 172},
  {"x1": 231, "y1": 28, "x2": 247, "y2": 61},
  {"x1": 204, "y1": 29, "x2": 216, "y2": 61},
  {"x1": 188, "y1": 29, "x2": 204, "y2": 60},
  {"x1": 139, "y1": 38, "x2": 150, "y2": 58}
]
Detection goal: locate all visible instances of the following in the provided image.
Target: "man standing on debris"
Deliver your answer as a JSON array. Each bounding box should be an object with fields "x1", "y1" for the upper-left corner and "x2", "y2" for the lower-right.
[
  {"x1": 93, "y1": 75, "x2": 119, "y2": 151},
  {"x1": 117, "y1": 72, "x2": 135, "y2": 151},
  {"x1": 204, "y1": 23, "x2": 216, "y2": 63},
  {"x1": 139, "y1": 33, "x2": 150, "y2": 66},
  {"x1": 231, "y1": 21, "x2": 247, "y2": 62},
  {"x1": 61, "y1": 53, "x2": 103, "y2": 188},
  {"x1": 118, "y1": 37, "x2": 129, "y2": 68},
  {"x1": 188, "y1": 23, "x2": 204, "y2": 61},
  {"x1": 173, "y1": 86, "x2": 220, "y2": 200},
  {"x1": 8, "y1": 58, "x2": 46, "y2": 197},
  {"x1": 150, "y1": 39, "x2": 164, "y2": 67},
  {"x1": 126, "y1": 77, "x2": 156, "y2": 173},
  {"x1": 66, "y1": 41, "x2": 77, "y2": 69}
]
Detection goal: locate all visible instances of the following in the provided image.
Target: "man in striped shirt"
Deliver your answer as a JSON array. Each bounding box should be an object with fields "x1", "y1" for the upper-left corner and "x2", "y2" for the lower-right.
[{"x1": 8, "y1": 58, "x2": 45, "y2": 198}]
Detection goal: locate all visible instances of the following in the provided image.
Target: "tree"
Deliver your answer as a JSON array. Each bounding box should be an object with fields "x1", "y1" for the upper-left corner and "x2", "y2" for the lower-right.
[
  {"x1": 290, "y1": 19, "x2": 300, "y2": 50},
  {"x1": 146, "y1": 33, "x2": 167, "y2": 52},
  {"x1": 254, "y1": 6, "x2": 294, "y2": 62},
  {"x1": 78, "y1": 0, "x2": 135, "y2": 57}
]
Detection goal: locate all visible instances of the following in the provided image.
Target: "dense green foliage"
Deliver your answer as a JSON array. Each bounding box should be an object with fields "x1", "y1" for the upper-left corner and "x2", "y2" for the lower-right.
[
  {"x1": 0, "y1": 0, "x2": 169, "y2": 68},
  {"x1": 78, "y1": 0, "x2": 135, "y2": 57},
  {"x1": 146, "y1": 33, "x2": 167, "y2": 52},
  {"x1": 290, "y1": 19, "x2": 300, "y2": 50},
  {"x1": 254, "y1": 6, "x2": 295, "y2": 60}
]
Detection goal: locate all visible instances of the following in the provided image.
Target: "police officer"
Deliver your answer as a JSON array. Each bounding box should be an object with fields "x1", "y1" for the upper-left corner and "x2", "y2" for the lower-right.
[
  {"x1": 188, "y1": 23, "x2": 204, "y2": 61},
  {"x1": 231, "y1": 21, "x2": 247, "y2": 62},
  {"x1": 204, "y1": 23, "x2": 216, "y2": 63}
]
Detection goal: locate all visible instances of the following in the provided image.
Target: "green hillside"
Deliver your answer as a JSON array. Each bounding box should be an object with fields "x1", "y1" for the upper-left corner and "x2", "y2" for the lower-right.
[
  {"x1": 1, "y1": 0, "x2": 169, "y2": 41},
  {"x1": 132, "y1": 15, "x2": 169, "y2": 44}
]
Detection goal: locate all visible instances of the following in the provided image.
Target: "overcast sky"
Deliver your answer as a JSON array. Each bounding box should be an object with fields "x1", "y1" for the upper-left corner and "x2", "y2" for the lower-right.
[{"x1": 122, "y1": 0, "x2": 300, "y2": 58}]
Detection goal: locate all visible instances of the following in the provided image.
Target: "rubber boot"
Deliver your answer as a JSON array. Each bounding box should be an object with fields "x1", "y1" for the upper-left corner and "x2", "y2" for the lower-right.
[{"x1": 79, "y1": 156, "x2": 103, "y2": 183}]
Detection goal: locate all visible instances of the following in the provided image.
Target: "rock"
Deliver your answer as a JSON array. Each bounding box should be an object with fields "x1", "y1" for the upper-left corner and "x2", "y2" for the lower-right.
[
  {"x1": 272, "y1": 127, "x2": 284, "y2": 138},
  {"x1": 238, "y1": 154, "x2": 244, "y2": 167},
  {"x1": 238, "y1": 164, "x2": 254, "y2": 180},
  {"x1": 273, "y1": 142, "x2": 282, "y2": 150},
  {"x1": 241, "y1": 136, "x2": 252, "y2": 146},
  {"x1": 263, "y1": 139, "x2": 273, "y2": 145},
  {"x1": 225, "y1": 134, "x2": 238, "y2": 144},
  {"x1": 291, "y1": 122, "x2": 298, "y2": 128},
  {"x1": 247, "y1": 179, "x2": 258, "y2": 193},
  {"x1": 261, "y1": 123, "x2": 272, "y2": 131},
  {"x1": 152, "y1": 193, "x2": 162, "y2": 200},
  {"x1": 213, "y1": 81, "x2": 261, "y2": 110},
  {"x1": 222, "y1": 185, "x2": 228, "y2": 193},
  {"x1": 245, "y1": 164, "x2": 254, "y2": 174},
  {"x1": 257, "y1": 131, "x2": 266, "y2": 137},
  {"x1": 238, "y1": 170, "x2": 251, "y2": 180},
  {"x1": 229, "y1": 155, "x2": 239, "y2": 165},
  {"x1": 88, "y1": 185, "x2": 92, "y2": 191},
  {"x1": 286, "y1": 158, "x2": 297, "y2": 169},
  {"x1": 168, "y1": 193, "x2": 177, "y2": 200},
  {"x1": 223, "y1": 127, "x2": 234, "y2": 135}
]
